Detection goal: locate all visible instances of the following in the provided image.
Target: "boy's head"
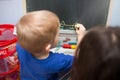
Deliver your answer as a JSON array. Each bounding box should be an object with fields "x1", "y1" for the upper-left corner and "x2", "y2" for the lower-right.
[{"x1": 16, "y1": 10, "x2": 60, "y2": 53}]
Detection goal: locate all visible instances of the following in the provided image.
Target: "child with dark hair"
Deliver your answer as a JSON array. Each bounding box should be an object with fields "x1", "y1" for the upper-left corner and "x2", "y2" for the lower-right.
[{"x1": 72, "y1": 26, "x2": 120, "y2": 80}]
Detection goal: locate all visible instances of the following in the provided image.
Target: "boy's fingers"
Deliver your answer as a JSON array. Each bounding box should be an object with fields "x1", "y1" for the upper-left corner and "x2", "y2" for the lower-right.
[
  {"x1": 75, "y1": 27, "x2": 79, "y2": 30},
  {"x1": 75, "y1": 23, "x2": 86, "y2": 31}
]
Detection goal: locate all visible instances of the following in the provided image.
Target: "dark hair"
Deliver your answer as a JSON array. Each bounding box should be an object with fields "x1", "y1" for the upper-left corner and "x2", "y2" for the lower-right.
[{"x1": 71, "y1": 26, "x2": 120, "y2": 80}]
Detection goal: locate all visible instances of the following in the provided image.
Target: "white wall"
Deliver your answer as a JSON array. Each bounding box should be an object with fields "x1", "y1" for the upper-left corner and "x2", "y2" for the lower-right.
[
  {"x1": 0, "y1": 0, "x2": 23, "y2": 25},
  {"x1": 109, "y1": 0, "x2": 120, "y2": 26}
]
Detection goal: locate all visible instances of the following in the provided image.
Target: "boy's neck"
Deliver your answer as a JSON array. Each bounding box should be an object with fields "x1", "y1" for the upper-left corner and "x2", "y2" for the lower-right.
[{"x1": 32, "y1": 52, "x2": 49, "y2": 59}]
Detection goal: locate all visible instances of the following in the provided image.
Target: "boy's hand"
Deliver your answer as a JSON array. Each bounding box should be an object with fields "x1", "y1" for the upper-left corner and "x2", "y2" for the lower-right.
[
  {"x1": 75, "y1": 23, "x2": 86, "y2": 44},
  {"x1": 75, "y1": 23, "x2": 86, "y2": 36}
]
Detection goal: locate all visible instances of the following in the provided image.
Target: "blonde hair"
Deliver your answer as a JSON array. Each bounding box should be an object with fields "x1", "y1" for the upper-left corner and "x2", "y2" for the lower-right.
[{"x1": 16, "y1": 10, "x2": 60, "y2": 53}]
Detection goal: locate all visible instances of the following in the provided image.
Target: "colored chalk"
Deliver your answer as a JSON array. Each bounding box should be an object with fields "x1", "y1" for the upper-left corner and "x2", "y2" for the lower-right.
[
  {"x1": 62, "y1": 44, "x2": 77, "y2": 49},
  {"x1": 68, "y1": 42, "x2": 77, "y2": 45},
  {"x1": 62, "y1": 44, "x2": 71, "y2": 48},
  {"x1": 71, "y1": 45, "x2": 77, "y2": 49}
]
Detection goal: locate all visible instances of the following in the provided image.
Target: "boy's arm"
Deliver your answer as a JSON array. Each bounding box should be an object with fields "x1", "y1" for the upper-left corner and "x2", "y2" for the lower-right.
[
  {"x1": 59, "y1": 54, "x2": 74, "y2": 72},
  {"x1": 57, "y1": 54, "x2": 73, "y2": 79},
  {"x1": 75, "y1": 23, "x2": 86, "y2": 45}
]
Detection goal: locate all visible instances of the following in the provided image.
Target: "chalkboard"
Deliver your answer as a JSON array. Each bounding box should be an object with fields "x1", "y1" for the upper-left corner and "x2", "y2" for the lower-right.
[{"x1": 26, "y1": 0, "x2": 110, "y2": 29}]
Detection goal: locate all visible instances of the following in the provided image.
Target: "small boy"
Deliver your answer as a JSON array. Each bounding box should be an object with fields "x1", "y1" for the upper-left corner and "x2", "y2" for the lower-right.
[{"x1": 16, "y1": 10, "x2": 85, "y2": 80}]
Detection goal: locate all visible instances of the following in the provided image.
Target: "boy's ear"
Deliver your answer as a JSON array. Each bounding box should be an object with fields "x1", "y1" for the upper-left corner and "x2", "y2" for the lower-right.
[{"x1": 45, "y1": 44, "x2": 51, "y2": 52}]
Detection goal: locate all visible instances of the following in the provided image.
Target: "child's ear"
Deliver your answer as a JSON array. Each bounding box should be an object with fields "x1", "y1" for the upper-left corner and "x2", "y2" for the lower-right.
[{"x1": 45, "y1": 44, "x2": 51, "y2": 52}]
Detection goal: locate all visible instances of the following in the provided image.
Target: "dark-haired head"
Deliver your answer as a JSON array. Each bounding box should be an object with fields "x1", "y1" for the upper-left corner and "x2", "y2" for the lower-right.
[{"x1": 72, "y1": 26, "x2": 120, "y2": 80}]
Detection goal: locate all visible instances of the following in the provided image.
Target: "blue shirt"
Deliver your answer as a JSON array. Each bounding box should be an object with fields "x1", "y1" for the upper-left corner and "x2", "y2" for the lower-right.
[{"x1": 16, "y1": 44, "x2": 73, "y2": 80}]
